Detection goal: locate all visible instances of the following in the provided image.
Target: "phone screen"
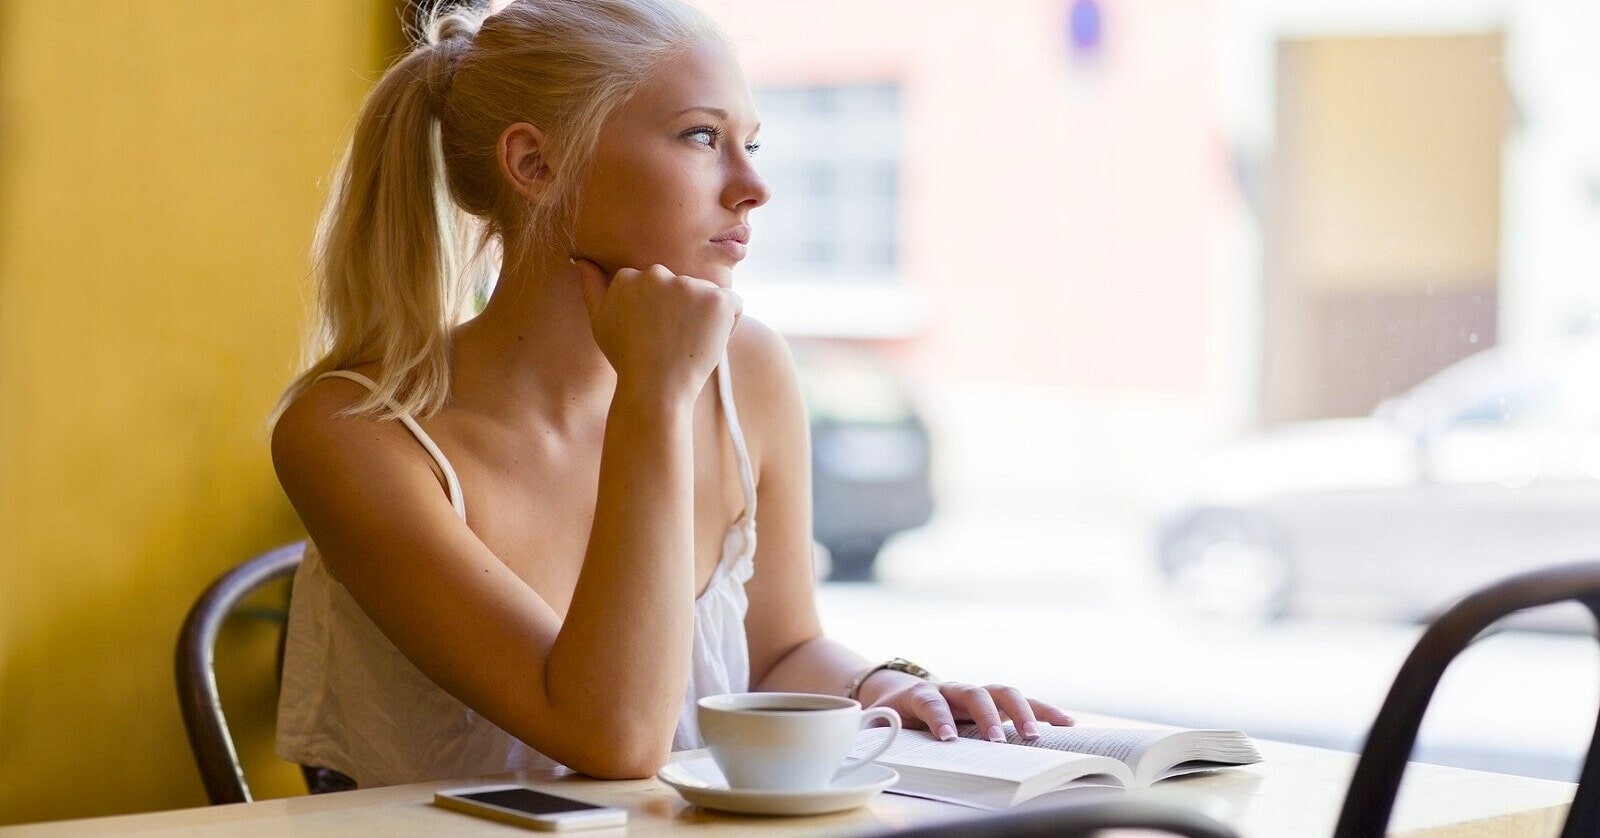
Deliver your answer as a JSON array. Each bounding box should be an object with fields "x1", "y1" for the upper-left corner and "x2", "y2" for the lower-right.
[{"x1": 455, "y1": 787, "x2": 608, "y2": 815}]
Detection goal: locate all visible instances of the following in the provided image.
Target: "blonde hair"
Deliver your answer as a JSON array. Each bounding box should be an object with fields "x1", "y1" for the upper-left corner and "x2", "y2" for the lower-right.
[{"x1": 280, "y1": 0, "x2": 722, "y2": 420}]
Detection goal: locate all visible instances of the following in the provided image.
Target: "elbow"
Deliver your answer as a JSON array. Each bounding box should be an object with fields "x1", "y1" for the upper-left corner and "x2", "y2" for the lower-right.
[
  {"x1": 536, "y1": 684, "x2": 680, "y2": 778},
  {"x1": 547, "y1": 711, "x2": 675, "y2": 780},
  {"x1": 579, "y1": 758, "x2": 667, "y2": 781},
  {"x1": 567, "y1": 739, "x2": 672, "y2": 780}
]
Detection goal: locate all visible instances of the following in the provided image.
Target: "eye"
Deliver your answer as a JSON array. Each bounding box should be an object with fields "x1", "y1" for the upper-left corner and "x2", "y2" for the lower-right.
[
  {"x1": 684, "y1": 126, "x2": 722, "y2": 147},
  {"x1": 743, "y1": 140, "x2": 761, "y2": 157}
]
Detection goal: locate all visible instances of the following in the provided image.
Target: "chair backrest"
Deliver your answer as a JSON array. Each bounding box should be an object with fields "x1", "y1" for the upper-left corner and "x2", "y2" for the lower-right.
[
  {"x1": 1335, "y1": 560, "x2": 1600, "y2": 838},
  {"x1": 174, "y1": 541, "x2": 304, "y2": 805},
  {"x1": 869, "y1": 798, "x2": 1240, "y2": 838}
]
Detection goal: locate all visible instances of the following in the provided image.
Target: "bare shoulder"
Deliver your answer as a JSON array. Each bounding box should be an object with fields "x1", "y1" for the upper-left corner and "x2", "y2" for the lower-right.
[
  {"x1": 270, "y1": 373, "x2": 438, "y2": 505},
  {"x1": 725, "y1": 316, "x2": 808, "y2": 466},
  {"x1": 727, "y1": 315, "x2": 801, "y2": 396},
  {"x1": 274, "y1": 375, "x2": 385, "y2": 467},
  {"x1": 726, "y1": 316, "x2": 803, "y2": 417}
]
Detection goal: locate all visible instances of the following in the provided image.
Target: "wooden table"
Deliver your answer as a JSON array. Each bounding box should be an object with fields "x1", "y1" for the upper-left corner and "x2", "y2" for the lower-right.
[{"x1": 0, "y1": 738, "x2": 1574, "y2": 836}]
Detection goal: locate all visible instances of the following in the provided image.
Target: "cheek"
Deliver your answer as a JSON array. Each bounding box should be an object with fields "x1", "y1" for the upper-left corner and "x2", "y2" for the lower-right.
[{"x1": 576, "y1": 168, "x2": 697, "y2": 254}]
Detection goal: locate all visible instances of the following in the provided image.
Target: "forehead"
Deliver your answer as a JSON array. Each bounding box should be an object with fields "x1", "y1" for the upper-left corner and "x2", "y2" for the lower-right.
[{"x1": 622, "y1": 39, "x2": 756, "y2": 122}]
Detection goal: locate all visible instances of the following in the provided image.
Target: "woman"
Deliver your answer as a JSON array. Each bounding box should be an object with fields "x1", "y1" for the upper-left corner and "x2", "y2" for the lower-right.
[{"x1": 271, "y1": 0, "x2": 1073, "y2": 788}]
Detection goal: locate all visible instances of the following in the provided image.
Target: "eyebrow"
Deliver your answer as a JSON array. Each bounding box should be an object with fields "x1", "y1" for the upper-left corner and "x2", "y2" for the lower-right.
[
  {"x1": 675, "y1": 106, "x2": 730, "y2": 119},
  {"x1": 672, "y1": 106, "x2": 762, "y2": 136}
]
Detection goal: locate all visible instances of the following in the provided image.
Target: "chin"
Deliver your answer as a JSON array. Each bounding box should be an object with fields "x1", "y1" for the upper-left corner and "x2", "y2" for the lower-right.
[{"x1": 678, "y1": 258, "x2": 733, "y2": 287}]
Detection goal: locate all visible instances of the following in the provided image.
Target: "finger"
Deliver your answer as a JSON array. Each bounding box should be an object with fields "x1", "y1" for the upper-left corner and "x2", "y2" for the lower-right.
[
  {"x1": 904, "y1": 682, "x2": 958, "y2": 741},
  {"x1": 723, "y1": 289, "x2": 744, "y2": 333},
  {"x1": 1028, "y1": 698, "x2": 1077, "y2": 727},
  {"x1": 945, "y1": 683, "x2": 1005, "y2": 742},
  {"x1": 570, "y1": 257, "x2": 612, "y2": 321},
  {"x1": 682, "y1": 278, "x2": 743, "y2": 333},
  {"x1": 986, "y1": 685, "x2": 1040, "y2": 739}
]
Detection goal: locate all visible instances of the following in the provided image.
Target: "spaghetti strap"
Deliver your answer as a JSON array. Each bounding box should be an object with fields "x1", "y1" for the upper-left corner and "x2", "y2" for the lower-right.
[
  {"x1": 315, "y1": 371, "x2": 468, "y2": 522},
  {"x1": 715, "y1": 353, "x2": 758, "y2": 524}
]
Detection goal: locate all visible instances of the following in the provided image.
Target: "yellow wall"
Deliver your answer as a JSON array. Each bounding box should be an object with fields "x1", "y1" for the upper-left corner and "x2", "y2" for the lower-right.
[{"x1": 0, "y1": 3, "x2": 388, "y2": 824}]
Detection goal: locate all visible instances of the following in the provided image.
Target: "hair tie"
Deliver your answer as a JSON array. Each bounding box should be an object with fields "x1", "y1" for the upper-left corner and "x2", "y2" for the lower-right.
[
  {"x1": 419, "y1": 10, "x2": 480, "y2": 114},
  {"x1": 421, "y1": 32, "x2": 470, "y2": 115}
]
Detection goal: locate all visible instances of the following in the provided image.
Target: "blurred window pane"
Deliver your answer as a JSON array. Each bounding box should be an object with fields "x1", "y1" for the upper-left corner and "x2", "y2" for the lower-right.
[{"x1": 752, "y1": 82, "x2": 902, "y2": 283}]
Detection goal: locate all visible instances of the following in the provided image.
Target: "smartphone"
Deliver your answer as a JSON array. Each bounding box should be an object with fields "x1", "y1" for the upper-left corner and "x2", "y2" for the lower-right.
[{"x1": 433, "y1": 784, "x2": 628, "y2": 831}]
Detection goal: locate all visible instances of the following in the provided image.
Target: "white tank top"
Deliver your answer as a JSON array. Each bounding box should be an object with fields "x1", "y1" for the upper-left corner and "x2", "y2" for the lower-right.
[{"x1": 275, "y1": 357, "x2": 758, "y2": 787}]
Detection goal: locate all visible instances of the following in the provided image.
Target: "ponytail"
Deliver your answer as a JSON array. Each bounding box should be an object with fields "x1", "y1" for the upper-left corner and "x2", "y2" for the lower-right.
[
  {"x1": 276, "y1": 0, "x2": 722, "y2": 423},
  {"x1": 280, "y1": 7, "x2": 489, "y2": 421}
]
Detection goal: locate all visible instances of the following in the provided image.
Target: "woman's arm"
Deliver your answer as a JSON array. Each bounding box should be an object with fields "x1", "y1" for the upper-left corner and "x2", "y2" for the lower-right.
[
  {"x1": 273, "y1": 380, "x2": 694, "y2": 778},
  {"x1": 273, "y1": 263, "x2": 739, "y2": 779},
  {"x1": 735, "y1": 322, "x2": 1075, "y2": 741},
  {"x1": 732, "y1": 320, "x2": 833, "y2": 687}
]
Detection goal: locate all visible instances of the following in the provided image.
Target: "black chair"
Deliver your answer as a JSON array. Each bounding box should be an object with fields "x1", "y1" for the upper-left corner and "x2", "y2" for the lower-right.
[
  {"x1": 1335, "y1": 560, "x2": 1600, "y2": 838},
  {"x1": 175, "y1": 541, "x2": 354, "y2": 804},
  {"x1": 870, "y1": 798, "x2": 1239, "y2": 838}
]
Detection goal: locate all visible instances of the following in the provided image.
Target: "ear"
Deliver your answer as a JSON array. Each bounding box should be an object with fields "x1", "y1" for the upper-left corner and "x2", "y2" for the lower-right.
[{"x1": 497, "y1": 122, "x2": 555, "y2": 202}]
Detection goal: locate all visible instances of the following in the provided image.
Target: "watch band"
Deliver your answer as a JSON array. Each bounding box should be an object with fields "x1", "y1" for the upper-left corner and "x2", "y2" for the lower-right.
[{"x1": 847, "y1": 657, "x2": 938, "y2": 702}]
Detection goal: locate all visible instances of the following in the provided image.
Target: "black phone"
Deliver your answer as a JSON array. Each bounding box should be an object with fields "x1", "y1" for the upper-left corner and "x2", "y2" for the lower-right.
[{"x1": 433, "y1": 784, "x2": 628, "y2": 831}]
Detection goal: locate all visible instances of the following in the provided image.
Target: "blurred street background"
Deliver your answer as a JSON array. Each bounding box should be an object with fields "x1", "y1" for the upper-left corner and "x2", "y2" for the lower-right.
[
  {"x1": 823, "y1": 506, "x2": 1596, "y2": 783},
  {"x1": 811, "y1": 376, "x2": 1596, "y2": 783},
  {"x1": 718, "y1": 0, "x2": 1600, "y2": 790}
]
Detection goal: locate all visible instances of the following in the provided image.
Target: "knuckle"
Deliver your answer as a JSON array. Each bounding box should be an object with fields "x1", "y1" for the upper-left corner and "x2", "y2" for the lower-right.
[{"x1": 956, "y1": 683, "x2": 988, "y2": 700}]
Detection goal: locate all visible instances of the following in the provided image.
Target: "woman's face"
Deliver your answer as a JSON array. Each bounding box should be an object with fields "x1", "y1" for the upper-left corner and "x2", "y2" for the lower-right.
[{"x1": 569, "y1": 39, "x2": 770, "y2": 288}]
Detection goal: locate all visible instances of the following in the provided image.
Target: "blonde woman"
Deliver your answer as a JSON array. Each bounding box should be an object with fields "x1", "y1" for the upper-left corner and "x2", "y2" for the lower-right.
[{"x1": 271, "y1": 0, "x2": 1073, "y2": 788}]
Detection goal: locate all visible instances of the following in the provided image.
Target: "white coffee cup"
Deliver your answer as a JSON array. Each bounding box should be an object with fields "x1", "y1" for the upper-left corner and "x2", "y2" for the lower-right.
[{"x1": 697, "y1": 692, "x2": 901, "y2": 791}]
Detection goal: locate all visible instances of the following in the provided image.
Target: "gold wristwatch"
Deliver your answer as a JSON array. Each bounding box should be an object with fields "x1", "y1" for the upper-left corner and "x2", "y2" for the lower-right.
[{"x1": 847, "y1": 657, "x2": 938, "y2": 702}]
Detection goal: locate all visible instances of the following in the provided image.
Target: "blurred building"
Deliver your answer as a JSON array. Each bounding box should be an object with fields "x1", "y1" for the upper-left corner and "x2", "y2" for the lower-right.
[
  {"x1": 701, "y1": 0, "x2": 1600, "y2": 447},
  {"x1": 711, "y1": 0, "x2": 1236, "y2": 409}
]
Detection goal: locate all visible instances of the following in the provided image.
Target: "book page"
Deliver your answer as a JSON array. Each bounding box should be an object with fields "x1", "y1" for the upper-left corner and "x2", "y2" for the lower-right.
[
  {"x1": 955, "y1": 724, "x2": 1168, "y2": 763},
  {"x1": 853, "y1": 728, "x2": 1134, "y2": 810},
  {"x1": 954, "y1": 724, "x2": 1262, "y2": 789},
  {"x1": 1140, "y1": 730, "x2": 1263, "y2": 787},
  {"x1": 856, "y1": 728, "x2": 1074, "y2": 782}
]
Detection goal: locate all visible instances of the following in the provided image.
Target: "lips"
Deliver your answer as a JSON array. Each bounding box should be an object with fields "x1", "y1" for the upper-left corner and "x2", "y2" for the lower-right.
[
  {"x1": 711, "y1": 225, "x2": 751, "y2": 261},
  {"x1": 711, "y1": 225, "x2": 751, "y2": 245}
]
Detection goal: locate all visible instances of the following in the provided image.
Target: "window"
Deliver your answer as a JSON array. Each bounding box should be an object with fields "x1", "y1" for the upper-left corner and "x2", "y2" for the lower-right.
[
  {"x1": 708, "y1": 0, "x2": 1600, "y2": 787},
  {"x1": 745, "y1": 83, "x2": 902, "y2": 284}
]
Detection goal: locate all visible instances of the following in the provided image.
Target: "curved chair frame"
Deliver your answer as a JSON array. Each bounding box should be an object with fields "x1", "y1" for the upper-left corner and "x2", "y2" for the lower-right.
[
  {"x1": 1335, "y1": 560, "x2": 1600, "y2": 838},
  {"x1": 872, "y1": 798, "x2": 1239, "y2": 838},
  {"x1": 175, "y1": 542, "x2": 305, "y2": 805}
]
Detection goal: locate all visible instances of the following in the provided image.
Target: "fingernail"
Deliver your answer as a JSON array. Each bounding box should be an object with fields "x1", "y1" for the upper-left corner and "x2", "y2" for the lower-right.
[
  {"x1": 1062, "y1": 716, "x2": 1077, "y2": 726},
  {"x1": 986, "y1": 725, "x2": 1005, "y2": 742},
  {"x1": 1022, "y1": 722, "x2": 1040, "y2": 738},
  {"x1": 937, "y1": 725, "x2": 957, "y2": 741}
]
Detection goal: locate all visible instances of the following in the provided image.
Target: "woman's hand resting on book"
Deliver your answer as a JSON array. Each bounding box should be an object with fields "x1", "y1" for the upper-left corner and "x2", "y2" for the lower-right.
[{"x1": 862, "y1": 677, "x2": 1076, "y2": 743}]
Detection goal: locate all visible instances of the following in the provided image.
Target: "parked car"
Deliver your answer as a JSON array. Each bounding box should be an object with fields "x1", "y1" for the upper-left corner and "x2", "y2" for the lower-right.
[
  {"x1": 796, "y1": 343, "x2": 935, "y2": 581},
  {"x1": 1155, "y1": 334, "x2": 1600, "y2": 627}
]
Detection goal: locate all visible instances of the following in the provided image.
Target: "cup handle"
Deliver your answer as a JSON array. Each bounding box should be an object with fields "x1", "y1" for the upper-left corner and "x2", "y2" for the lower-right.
[{"x1": 834, "y1": 707, "x2": 902, "y2": 782}]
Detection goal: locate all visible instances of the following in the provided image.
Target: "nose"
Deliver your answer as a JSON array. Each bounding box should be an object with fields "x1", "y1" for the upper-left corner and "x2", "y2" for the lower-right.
[{"x1": 724, "y1": 152, "x2": 770, "y2": 212}]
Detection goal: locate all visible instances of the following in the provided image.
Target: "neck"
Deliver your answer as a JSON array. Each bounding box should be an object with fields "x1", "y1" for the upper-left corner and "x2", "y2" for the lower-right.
[{"x1": 450, "y1": 246, "x2": 617, "y2": 422}]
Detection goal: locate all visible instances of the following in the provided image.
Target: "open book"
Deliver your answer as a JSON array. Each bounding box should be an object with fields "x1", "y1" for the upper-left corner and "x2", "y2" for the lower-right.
[{"x1": 851, "y1": 723, "x2": 1262, "y2": 811}]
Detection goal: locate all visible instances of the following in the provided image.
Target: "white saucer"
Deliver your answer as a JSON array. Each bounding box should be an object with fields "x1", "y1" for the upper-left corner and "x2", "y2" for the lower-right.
[{"x1": 657, "y1": 757, "x2": 899, "y2": 816}]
